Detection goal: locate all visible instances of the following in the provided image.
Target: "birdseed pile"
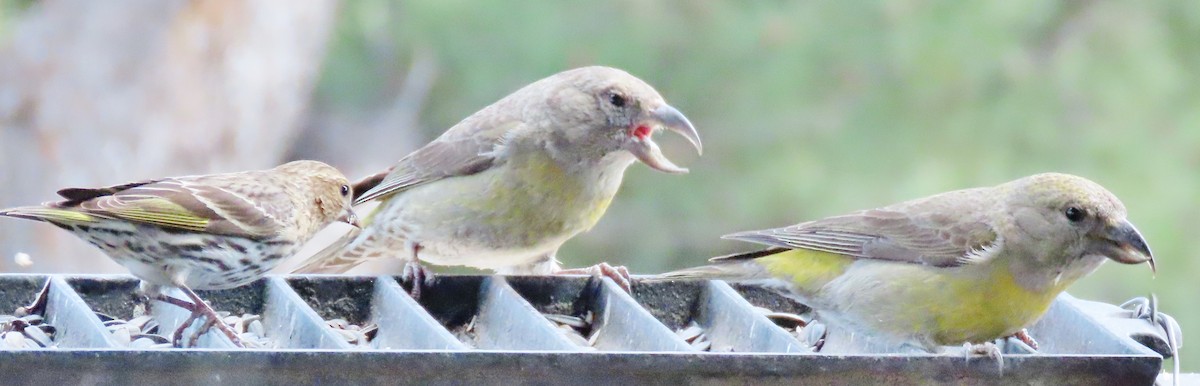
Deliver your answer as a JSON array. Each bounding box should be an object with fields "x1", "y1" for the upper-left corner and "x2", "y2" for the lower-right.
[
  {"x1": 545, "y1": 312, "x2": 598, "y2": 350},
  {"x1": 0, "y1": 310, "x2": 55, "y2": 349},
  {"x1": 324, "y1": 318, "x2": 377, "y2": 348}
]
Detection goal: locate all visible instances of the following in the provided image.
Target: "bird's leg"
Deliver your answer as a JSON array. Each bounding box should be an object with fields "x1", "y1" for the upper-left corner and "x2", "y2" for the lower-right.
[
  {"x1": 189, "y1": 317, "x2": 220, "y2": 348},
  {"x1": 150, "y1": 294, "x2": 203, "y2": 347},
  {"x1": 399, "y1": 241, "x2": 433, "y2": 300},
  {"x1": 153, "y1": 294, "x2": 196, "y2": 310},
  {"x1": 963, "y1": 341, "x2": 1004, "y2": 375},
  {"x1": 177, "y1": 286, "x2": 244, "y2": 348},
  {"x1": 804, "y1": 319, "x2": 827, "y2": 352},
  {"x1": 555, "y1": 262, "x2": 632, "y2": 292},
  {"x1": 171, "y1": 311, "x2": 202, "y2": 348},
  {"x1": 1011, "y1": 329, "x2": 1039, "y2": 351}
]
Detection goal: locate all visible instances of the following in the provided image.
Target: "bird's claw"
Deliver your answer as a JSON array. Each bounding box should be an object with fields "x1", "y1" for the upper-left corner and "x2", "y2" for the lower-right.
[
  {"x1": 1012, "y1": 329, "x2": 1039, "y2": 351},
  {"x1": 555, "y1": 262, "x2": 632, "y2": 292},
  {"x1": 804, "y1": 319, "x2": 827, "y2": 352},
  {"x1": 1121, "y1": 294, "x2": 1182, "y2": 385},
  {"x1": 189, "y1": 316, "x2": 220, "y2": 348},
  {"x1": 166, "y1": 287, "x2": 244, "y2": 348},
  {"x1": 400, "y1": 260, "x2": 434, "y2": 300},
  {"x1": 155, "y1": 294, "x2": 200, "y2": 347},
  {"x1": 963, "y1": 341, "x2": 1004, "y2": 374}
]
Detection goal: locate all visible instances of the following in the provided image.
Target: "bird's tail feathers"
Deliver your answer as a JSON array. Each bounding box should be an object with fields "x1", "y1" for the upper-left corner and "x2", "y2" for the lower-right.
[
  {"x1": 708, "y1": 247, "x2": 789, "y2": 262},
  {"x1": 651, "y1": 260, "x2": 772, "y2": 282},
  {"x1": 0, "y1": 206, "x2": 97, "y2": 224}
]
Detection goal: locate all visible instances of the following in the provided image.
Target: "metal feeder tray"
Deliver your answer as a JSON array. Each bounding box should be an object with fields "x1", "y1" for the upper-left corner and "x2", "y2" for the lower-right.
[{"x1": 0, "y1": 273, "x2": 1176, "y2": 385}]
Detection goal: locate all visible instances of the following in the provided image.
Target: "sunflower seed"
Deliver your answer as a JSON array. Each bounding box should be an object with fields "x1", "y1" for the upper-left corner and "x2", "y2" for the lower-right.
[
  {"x1": 335, "y1": 328, "x2": 360, "y2": 343},
  {"x1": 135, "y1": 334, "x2": 169, "y2": 343},
  {"x1": 763, "y1": 312, "x2": 808, "y2": 328},
  {"x1": 248, "y1": 320, "x2": 264, "y2": 336},
  {"x1": 326, "y1": 318, "x2": 349, "y2": 329},
  {"x1": 128, "y1": 315, "x2": 154, "y2": 330},
  {"x1": 111, "y1": 326, "x2": 132, "y2": 343},
  {"x1": 4, "y1": 331, "x2": 27, "y2": 347},
  {"x1": 20, "y1": 314, "x2": 43, "y2": 325},
  {"x1": 141, "y1": 320, "x2": 160, "y2": 335},
  {"x1": 362, "y1": 324, "x2": 379, "y2": 342},
  {"x1": 544, "y1": 314, "x2": 588, "y2": 329},
  {"x1": 22, "y1": 325, "x2": 52, "y2": 347},
  {"x1": 131, "y1": 337, "x2": 158, "y2": 349},
  {"x1": 675, "y1": 324, "x2": 704, "y2": 341}
]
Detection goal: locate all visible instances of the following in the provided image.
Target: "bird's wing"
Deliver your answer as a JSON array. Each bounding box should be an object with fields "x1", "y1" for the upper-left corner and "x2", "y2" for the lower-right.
[
  {"x1": 720, "y1": 189, "x2": 999, "y2": 267},
  {"x1": 354, "y1": 120, "x2": 523, "y2": 204},
  {"x1": 58, "y1": 174, "x2": 290, "y2": 238}
]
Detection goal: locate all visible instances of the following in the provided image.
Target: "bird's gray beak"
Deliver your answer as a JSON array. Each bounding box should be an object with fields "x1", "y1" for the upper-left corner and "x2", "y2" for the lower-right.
[
  {"x1": 339, "y1": 209, "x2": 360, "y2": 228},
  {"x1": 626, "y1": 104, "x2": 702, "y2": 174},
  {"x1": 1096, "y1": 219, "x2": 1155, "y2": 273}
]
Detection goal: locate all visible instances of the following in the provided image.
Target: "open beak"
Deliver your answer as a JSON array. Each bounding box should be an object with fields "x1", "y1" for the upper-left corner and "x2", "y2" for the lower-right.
[
  {"x1": 1096, "y1": 219, "x2": 1155, "y2": 273},
  {"x1": 626, "y1": 104, "x2": 702, "y2": 174},
  {"x1": 339, "y1": 209, "x2": 360, "y2": 228}
]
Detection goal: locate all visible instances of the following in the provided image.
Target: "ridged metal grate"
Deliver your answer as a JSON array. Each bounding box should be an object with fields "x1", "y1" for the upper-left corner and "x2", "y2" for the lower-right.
[{"x1": 0, "y1": 274, "x2": 1175, "y2": 385}]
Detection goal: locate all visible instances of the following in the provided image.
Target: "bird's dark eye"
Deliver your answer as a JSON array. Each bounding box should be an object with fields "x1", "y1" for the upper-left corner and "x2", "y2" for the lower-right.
[
  {"x1": 609, "y1": 93, "x2": 626, "y2": 107},
  {"x1": 340, "y1": 185, "x2": 351, "y2": 197},
  {"x1": 1064, "y1": 206, "x2": 1086, "y2": 222}
]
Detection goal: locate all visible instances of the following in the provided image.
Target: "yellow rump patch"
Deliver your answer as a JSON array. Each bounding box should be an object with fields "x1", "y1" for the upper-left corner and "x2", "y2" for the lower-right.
[{"x1": 757, "y1": 249, "x2": 854, "y2": 291}]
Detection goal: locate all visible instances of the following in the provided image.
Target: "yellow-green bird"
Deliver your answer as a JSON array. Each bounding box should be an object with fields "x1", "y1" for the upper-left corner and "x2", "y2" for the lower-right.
[
  {"x1": 292, "y1": 66, "x2": 701, "y2": 292},
  {"x1": 0, "y1": 160, "x2": 357, "y2": 346},
  {"x1": 662, "y1": 173, "x2": 1154, "y2": 352}
]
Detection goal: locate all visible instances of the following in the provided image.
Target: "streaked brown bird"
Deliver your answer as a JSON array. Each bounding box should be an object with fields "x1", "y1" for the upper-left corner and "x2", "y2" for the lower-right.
[
  {"x1": 292, "y1": 66, "x2": 702, "y2": 294},
  {"x1": 0, "y1": 160, "x2": 357, "y2": 346}
]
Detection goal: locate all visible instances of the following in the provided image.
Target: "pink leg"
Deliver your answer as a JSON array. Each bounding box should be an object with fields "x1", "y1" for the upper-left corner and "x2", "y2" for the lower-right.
[
  {"x1": 399, "y1": 242, "x2": 433, "y2": 299},
  {"x1": 178, "y1": 286, "x2": 245, "y2": 348},
  {"x1": 555, "y1": 262, "x2": 632, "y2": 292},
  {"x1": 1012, "y1": 328, "x2": 1039, "y2": 351}
]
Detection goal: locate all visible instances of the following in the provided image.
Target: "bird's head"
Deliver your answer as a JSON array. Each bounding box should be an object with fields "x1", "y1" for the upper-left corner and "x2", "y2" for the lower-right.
[
  {"x1": 1002, "y1": 173, "x2": 1154, "y2": 275},
  {"x1": 520, "y1": 66, "x2": 702, "y2": 173},
  {"x1": 275, "y1": 160, "x2": 358, "y2": 233}
]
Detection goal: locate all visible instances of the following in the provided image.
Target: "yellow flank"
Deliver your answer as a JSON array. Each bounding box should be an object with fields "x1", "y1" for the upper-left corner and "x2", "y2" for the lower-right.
[
  {"x1": 758, "y1": 249, "x2": 854, "y2": 291},
  {"x1": 929, "y1": 261, "x2": 1065, "y2": 344},
  {"x1": 404, "y1": 150, "x2": 617, "y2": 248},
  {"x1": 759, "y1": 248, "x2": 1071, "y2": 346}
]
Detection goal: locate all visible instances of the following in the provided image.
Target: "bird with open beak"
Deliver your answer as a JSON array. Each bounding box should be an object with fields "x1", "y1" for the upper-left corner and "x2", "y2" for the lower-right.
[{"x1": 292, "y1": 66, "x2": 701, "y2": 294}]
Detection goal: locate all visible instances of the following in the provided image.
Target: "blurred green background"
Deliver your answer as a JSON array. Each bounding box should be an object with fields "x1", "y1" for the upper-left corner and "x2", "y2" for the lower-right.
[
  {"x1": 315, "y1": 0, "x2": 1197, "y2": 369},
  {"x1": 2, "y1": 0, "x2": 1195, "y2": 370}
]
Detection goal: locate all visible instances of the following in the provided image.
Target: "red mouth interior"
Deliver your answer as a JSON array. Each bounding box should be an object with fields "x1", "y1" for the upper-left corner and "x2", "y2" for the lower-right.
[{"x1": 633, "y1": 125, "x2": 652, "y2": 140}]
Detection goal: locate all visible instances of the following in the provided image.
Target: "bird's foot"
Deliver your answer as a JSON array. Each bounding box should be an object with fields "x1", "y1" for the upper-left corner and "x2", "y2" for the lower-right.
[
  {"x1": 1121, "y1": 295, "x2": 1182, "y2": 384},
  {"x1": 175, "y1": 287, "x2": 245, "y2": 348},
  {"x1": 963, "y1": 341, "x2": 1004, "y2": 374},
  {"x1": 400, "y1": 260, "x2": 434, "y2": 300},
  {"x1": 152, "y1": 294, "x2": 200, "y2": 347},
  {"x1": 804, "y1": 319, "x2": 827, "y2": 352},
  {"x1": 1011, "y1": 328, "x2": 1039, "y2": 351},
  {"x1": 555, "y1": 262, "x2": 632, "y2": 292}
]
